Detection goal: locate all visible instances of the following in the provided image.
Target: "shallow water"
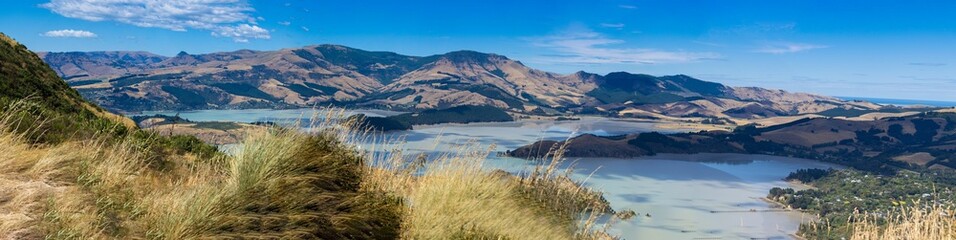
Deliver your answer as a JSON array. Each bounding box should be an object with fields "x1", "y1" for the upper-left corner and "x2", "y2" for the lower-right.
[
  {"x1": 564, "y1": 154, "x2": 841, "y2": 239},
  {"x1": 140, "y1": 108, "x2": 842, "y2": 239}
]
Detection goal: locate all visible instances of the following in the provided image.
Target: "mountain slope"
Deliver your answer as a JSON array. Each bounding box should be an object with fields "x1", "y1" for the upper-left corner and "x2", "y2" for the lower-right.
[
  {"x1": 583, "y1": 72, "x2": 883, "y2": 121},
  {"x1": 371, "y1": 51, "x2": 597, "y2": 111},
  {"x1": 311, "y1": 44, "x2": 434, "y2": 83},
  {"x1": 39, "y1": 45, "x2": 884, "y2": 120},
  {"x1": 37, "y1": 51, "x2": 166, "y2": 80},
  {"x1": 2, "y1": 35, "x2": 94, "y2": 115},
  {"x1": 57, "y1": 46, "x2": 393, "y2": 111}
]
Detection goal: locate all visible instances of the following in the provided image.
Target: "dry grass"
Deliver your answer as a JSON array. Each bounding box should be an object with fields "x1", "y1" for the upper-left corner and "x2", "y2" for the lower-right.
[
  {"x1": 362, "y1": 132, "x2": 617, "y2": 239},
  {"x1": 400, "y1": 143, "x2": 574, "y2": 239},
  {"x1": 1, "y1": 106, "x2": 401, "y2": 239},
  {"x1": 1, "y1": 105, "x2": 619, "y2": 239},
  {"x1": 850, "y1": 204, "x2": 956, "y2": 240},
  {"x1": 0, "y1": 105, "x2": 85, "y2": 239},
  {"x1": 137, "y1": 128, "x2": 402, "y2": 239},
  {"x1": 515, "y1": 142, "x2": 615, "y2": 239}
]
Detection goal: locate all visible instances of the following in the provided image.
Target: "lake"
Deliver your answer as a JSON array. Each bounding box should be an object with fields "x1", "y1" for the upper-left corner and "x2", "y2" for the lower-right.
[{"x1": 138, "y1": 108, "x2": 843, "y2": 239}]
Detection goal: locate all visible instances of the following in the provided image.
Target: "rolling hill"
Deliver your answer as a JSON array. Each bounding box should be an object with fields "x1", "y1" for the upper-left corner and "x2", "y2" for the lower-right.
[{"x1": 509, "y1": 110, "x2": 956, "y2": 173}]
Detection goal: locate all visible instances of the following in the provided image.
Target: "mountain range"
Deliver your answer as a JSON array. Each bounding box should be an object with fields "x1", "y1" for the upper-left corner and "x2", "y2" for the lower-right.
[{"x1": 38, "y1": 45, "x2": 884, "y2": 120}]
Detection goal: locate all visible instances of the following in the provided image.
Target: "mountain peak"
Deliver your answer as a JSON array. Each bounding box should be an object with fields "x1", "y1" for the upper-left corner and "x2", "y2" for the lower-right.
[
  {"x1": 160, "y1": 51, "x2": 201, "y2": 67},
  {"x1": 438, "y1": 50, "x2": 506, "y2": 63},
  {"x1": 570, "y1": 71, "x2": 602, "y2": 80},
  {"x1": 604, "y1": 71, "x2": 655, "y2": 79},
  {"x1": 315, "y1": 44, "x2": 354, "y2": 51}
]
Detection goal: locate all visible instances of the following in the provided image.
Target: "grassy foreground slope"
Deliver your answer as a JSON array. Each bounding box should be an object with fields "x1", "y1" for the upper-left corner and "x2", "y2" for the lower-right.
[
  {"x1": 845, "y1": 203, "x2": 955, "y2": 240},
  {"x1": 0, "y1": 33, "x2": 614, "y2": 239}
]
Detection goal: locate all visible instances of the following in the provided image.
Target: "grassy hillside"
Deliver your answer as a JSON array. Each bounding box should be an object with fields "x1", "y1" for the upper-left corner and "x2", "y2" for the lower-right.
[
  {"x1": 312, "y1": 44, "x2": 433, "y2": 83},
  {"x1": 512, "y1": 112, "x2": 956, "y2": 174},
  {"x1": 1, "y1": 32, "x2": 617, "y2": 239},
  {"x1": 0, "y1": 33, "x2": 213, "y2": 155},
  {"x1": 0, "y1": 33, "x2": 124, "y2": 143},
  {"x1": 0, "y1": 34, "x2": 87, "y2": 114},
  {"x1": 587, "y1": 72, "x2": 728, "y2": 104}
]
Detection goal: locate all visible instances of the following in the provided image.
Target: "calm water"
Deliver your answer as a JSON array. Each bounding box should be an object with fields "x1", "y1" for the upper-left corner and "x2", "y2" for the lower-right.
[
  {"x1": 838, "y1": 96, "x2": 956, "y2": 107},
  {"x1": 138, "y1": 108, "x2": 843, "y2": 239},
  {"x1": 566, "y1": 155, "x2": 840, "y2": 239}
]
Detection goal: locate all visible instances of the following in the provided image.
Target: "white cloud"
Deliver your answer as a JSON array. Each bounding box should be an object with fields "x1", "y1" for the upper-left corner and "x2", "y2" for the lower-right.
[
  {"x1": 42, "y1": 29, "x2": 97, "y2": 38},
  {"x1": 754, "y1": 42, "x2": 827, "y2": 54},
  {"x1": 619, "y1": 4, "x2": 637, "y2": 9},
  {"x1": 41, "y1": 0, "x2": 270, "y2": 42},
  {"x1": 528, "y1": 26, "x2": 719, "y2": 64},
  {"x1": 600, "y1": 23, "x2": 625, "y2": 29},
  {"x1": 301, "y1": 26, "x2": 310, "y2": 32},
  {"x1": 212, "y1": 24, "x2": 269, "y2": 43},
  {"x1": 278, "y1": 21, "x2": 291, "y2": 26}
]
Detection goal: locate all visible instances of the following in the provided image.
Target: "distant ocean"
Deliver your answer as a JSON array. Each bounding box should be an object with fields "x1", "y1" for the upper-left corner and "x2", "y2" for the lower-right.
[{"x1": 838, "y1": 96, "x2": 956, "y2": 107}]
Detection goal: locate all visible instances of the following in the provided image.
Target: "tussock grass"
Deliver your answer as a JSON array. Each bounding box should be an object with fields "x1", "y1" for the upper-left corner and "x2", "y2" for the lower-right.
[
  {"x1": 400, "y1": 143, "x2": 578, "y2": 239},
  {"x1": 1, "y1": 105, "x2": 619, "y2": 239},
  {"x1": 139, "y1": 128, "x2": 402, "y2": 239},
  {"x1": 363, "y1": 134, "x2": 617, "y2": 239},
  {"x1": 515, "y1": 142, "x2": 616, "y2": 239},
  {"x1": 849, "y1": 204, "x2": 956, "y2": 240}
]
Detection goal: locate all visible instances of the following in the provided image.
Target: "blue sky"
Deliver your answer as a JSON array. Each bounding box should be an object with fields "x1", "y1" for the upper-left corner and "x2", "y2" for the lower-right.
[{"x1": 3, "y1": 0, "x2": 955, "y2": 101}]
